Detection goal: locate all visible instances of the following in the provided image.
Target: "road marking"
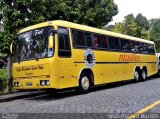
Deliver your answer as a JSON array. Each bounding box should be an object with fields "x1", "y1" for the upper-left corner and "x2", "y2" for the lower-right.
[{"x1": 127, "y1": 100, "x2": 160, "y2": 119}]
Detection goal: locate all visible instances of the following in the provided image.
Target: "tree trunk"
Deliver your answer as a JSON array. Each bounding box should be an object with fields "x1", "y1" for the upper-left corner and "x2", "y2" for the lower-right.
[{"x1": 7, "y1": 54, "x2": 13, "y2": 93}]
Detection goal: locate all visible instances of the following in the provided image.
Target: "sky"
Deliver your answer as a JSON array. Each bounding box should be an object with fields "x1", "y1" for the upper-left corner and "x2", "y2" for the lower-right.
[{"x1": 109, "y1": 0, "x2": 160, "y2": 25}]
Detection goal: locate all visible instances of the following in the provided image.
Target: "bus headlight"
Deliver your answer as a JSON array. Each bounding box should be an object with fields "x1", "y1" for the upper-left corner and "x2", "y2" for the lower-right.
[
  {"x1": 45, "y1": 80, "x2": 50, "y2": 85},
  {"x1": 40, "y1": 80, "x2": 45, "y2": 86},
  {"x1": 14, "y1": 82, "x2": 20, "y2": 87},
  {"x1": 17, "y1": 82, "x2": 20, "y2": 87},
  {"x1": 14, "y1": 82, "x2": 17, "y2": 87},
  {"x1": 40, "y1": 80, "x2": 50, "y2": 86}
]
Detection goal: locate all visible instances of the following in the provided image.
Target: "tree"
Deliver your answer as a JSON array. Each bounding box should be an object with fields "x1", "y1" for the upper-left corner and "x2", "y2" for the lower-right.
[
  {"x1": 46, "y1": 0, "x2": 118, "y2": 28},
  {"x1": 136, "y1": 13, "x2": 150, "y2": 39},
  {"x1": 112, "y1": 22, "x2": 124, "y2": 33},
  {"x1": 122, "y1": 14, "x2": 138, "y2": 37},
  {"x1": 102, "y1": 24, "x2": 115, "y2": 31},
  {"x1": 150, "y1": 18, "x2": 160, "y2": 52},
  {"x1": 110, "y1": 13, "x2": 150, "y2": 40},
  {"x1": 0, "y1": 0, "x2": 118, "y2": 92},
  {"x1": 110, "y1": 14, "x2": 138, "y2": 37}
]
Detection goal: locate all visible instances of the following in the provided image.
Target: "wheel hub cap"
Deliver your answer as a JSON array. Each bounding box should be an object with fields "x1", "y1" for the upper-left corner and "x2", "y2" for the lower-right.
[
  {"x1": 142, "y1": 71, "x2": 146, "y2": 80},
  {"x1": 81, "y1": 77, "x2": 89, "y2": 90},
  {"x1": 135, "y1": 71, "x2": 139, "y2": 81}
]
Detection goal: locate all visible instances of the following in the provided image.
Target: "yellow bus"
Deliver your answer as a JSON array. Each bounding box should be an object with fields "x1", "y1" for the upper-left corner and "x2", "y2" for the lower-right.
[{"x1": 13, "y1": 20, "x2": 157, "y2": 93}]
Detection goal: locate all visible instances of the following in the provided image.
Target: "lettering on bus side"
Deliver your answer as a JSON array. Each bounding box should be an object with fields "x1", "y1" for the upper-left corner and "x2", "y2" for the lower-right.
[
  {"x1": 119, "y1": 54, "x2": 140, "y2": 62},
  {"x1": 16, "y1": 65, "x2": 44, "y2": 72}
]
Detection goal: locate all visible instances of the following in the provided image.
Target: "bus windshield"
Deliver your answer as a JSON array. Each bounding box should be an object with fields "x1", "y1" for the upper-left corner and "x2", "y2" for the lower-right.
[{"x1": 16, "y1": 27, "x2": 54, "y2": 62}]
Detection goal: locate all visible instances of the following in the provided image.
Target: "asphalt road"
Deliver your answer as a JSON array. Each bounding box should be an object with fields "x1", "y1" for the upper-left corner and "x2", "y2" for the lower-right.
[{"x1": 0, "y1": 77, "x2": 160, "y2": 119}]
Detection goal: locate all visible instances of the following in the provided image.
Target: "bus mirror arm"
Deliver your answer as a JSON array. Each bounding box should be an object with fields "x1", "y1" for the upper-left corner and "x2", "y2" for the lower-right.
[
  {"x1": 48, "y1": 36, "x2": 54, "y2": 48},
  {"x1": 10, "y1": 43, "x2": 13, "y2": 54}
]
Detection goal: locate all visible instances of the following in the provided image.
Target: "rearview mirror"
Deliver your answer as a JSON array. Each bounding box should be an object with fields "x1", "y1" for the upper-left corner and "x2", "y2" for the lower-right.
[{"x1": 48, "y1": 36, "x2": 53, "y2": 48}]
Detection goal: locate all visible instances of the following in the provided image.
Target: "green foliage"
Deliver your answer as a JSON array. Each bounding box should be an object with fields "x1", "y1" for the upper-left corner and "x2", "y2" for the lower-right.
[
  {"x1": 107, "y1": 13, "x2": 150, "y2": 40},
  {"x1": 105, "y1": 14, "x2": 160, "y2": 52},
  {"x1": 136, "y1": 14, "x2": 150, "y2": 39},
  {"x1": 0, "y1": 69, "x2": 7, "y2": 93},
  {"x1": 112, "y1": 22, "x2": 124, "y2": 33},
  {"x1": 150, "y1": 18, "x2": 160, "y2": 52},
  {"x1": 122, "y1": 14, "x2": 138, "y2": 37},
  {"x1": 102, "y1": 25, "x2": 115, "y2": 31},
  {"x1": 45, "y1": 0, "x2": 118, "y2": 28},
  {"x1": 0, "y1": 0, "x2": 118, "y2": 55},
  {"x1": 150, "y1": 19, "x2": 160, "y2": 41}
]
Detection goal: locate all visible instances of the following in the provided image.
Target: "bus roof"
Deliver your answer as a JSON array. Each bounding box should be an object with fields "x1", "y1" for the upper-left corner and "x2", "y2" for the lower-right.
[{"x1": 19, "y1": 20, "x2": 154, "y2": 44}]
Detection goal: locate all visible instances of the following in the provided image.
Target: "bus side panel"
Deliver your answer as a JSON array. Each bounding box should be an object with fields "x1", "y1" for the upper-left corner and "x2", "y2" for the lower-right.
[{"x1": 93, "y1": 51, "x2": 122, "y2": 84}]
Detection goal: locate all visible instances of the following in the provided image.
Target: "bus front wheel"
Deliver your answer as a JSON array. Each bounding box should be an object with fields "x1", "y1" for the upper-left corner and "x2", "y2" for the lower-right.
[
  {"x1": 78, "y1": 73, "x2": 91, "y2": 94},
  {"x1": 157, "y1": 70, "x2": 160, "y2": 77}
]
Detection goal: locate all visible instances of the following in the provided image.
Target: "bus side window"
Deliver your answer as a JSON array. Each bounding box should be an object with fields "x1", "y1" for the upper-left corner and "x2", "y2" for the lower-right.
[
  {"x1": 58, "y1": 27, "x2": 71, "y2": 57},
  {"x1": 85, "y1": 32, "x2": 92, "y2": 47},
  {"x1": 93, "y1": 35, "x2": 101, "y2": 48},
  {"x1": 72, "y1": 30, "x2": 86, "y2": 47},
  {"x1": 108, "y1": 36, "x2": 120, "y2": 50},
  {"x1": 148, "y1": 44, "x2": 155, "y2": 54},
  {"x1": 131, "y1": 41, "x2": 139, "y2": 53},
  {"x1": 139, "y1": 43, "x2": 148, "y2": 54},
  {"x1": 101, "y1": 35, "x2": 108, "y2": 48},
  {"x1": 121, "y1": 39, "x2": 130, "y2": 51}
]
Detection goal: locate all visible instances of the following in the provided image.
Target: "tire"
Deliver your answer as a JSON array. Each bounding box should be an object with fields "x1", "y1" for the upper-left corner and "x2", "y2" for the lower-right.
[
  {"x1": 78, "y1": 73, "x2": 91, "y2": 94},
  {"x1": 157, "y1": 70, "x2": 160, "y2": 77},
  {"x1": 141, "y1": 69, "x2": 147, "y2": 81},
  {"x1": 134, "y1": 70, "x2": 140, "y2": 82},
  {"x1": 45, "y1": 89, "x2": 58, "y2": 95}
]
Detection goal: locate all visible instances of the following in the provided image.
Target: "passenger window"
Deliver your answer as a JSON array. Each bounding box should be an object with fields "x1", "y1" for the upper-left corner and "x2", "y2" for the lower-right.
[
  {"x1": 72, "y1": 30, "x2": 85, "y2": 46},
  {"x1": 121, "y1": 39, "x2": 130, "y2": 51},
  {"x1": 108, "y1": 36, "x2": 120, "y2": 50},
  {"x1": 101, "y1": 35, "x2": 108, "y2": 48},
  {"x1": 58, "y1": 27, "x2": 71, "y2": 57},
  {"x1": 148, "y1": 44, "x2": 155, "y2": 54},
  {"x1": 72, "y1": 30, "x2": 92, "y2": 47},
  {"x1": 131, "y1": 41, "x2": 139, "y2": 53},
  {"x1": 139, "y1": 43, "x2": 148, "y2": 53},
  {"x1": 93, "y1": 35, "x2": 101, "y2": 48},
  {"x1": 85, "y1": 32, "x2": 92, "y2": 47}
]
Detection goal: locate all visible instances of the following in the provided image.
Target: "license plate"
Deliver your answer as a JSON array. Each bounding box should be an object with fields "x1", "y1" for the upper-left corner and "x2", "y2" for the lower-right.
[{"x1": 26, "y1": 82, "x2": 32, "y2": 86}]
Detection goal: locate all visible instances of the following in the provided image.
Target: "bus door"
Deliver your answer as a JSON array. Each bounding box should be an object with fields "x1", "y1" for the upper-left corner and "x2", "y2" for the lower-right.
[{"x1": 57, "y1": 27, "x2": 75, "y2": 88}]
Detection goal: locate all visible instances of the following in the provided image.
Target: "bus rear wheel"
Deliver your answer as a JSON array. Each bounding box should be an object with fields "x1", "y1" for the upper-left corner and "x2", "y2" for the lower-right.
[
  {"x1": 134, "y1": 70, "x2": 140, "y2": 82},
  {"x1": 78, "y1": 73, "x2": 91, "y2": 94},
  {"x1": 141, "y1": 69, "x2": 147, "y2": 81}
]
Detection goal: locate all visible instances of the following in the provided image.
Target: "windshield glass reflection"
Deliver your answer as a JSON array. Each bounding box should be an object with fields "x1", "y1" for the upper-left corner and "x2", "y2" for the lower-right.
[{"x1": 16, "y1": 27, "x2": 54, "y2": 62}]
